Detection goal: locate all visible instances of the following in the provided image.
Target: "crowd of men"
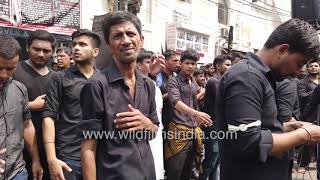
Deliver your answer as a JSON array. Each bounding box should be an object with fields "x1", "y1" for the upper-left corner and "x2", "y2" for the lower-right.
[{"x1": 1, "y1": 11, "x2": 320, "y2": 180}]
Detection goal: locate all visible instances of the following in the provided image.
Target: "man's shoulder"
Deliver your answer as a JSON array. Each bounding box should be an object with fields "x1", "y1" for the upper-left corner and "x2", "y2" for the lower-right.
[
  {"x1": 88, "y1": 69, "x2": 108, "y2": 84},
  {"x1": 223, "y1": 60, "x2": 265, "y2": 82},
  {"x1": 10, "y1": 79, "x2": 28, "y2": 96}
]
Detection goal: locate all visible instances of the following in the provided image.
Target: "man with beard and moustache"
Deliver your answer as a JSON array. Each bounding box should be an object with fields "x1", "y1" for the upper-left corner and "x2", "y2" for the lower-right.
[
  {"x1": 216, "y1": 18, "x2": 320, "y2": 180},
  {"x1": 199, "y1": 54, "x2": 231, "y2": 180},
  {"x1": 297, "y1": 60, "x2": 320, "y2": 173},
  {"x1": 193, "y1": 68, "x2": 206, "y2": 111},
  {"x1": 14, "y1": 30, "x2": 56, "y2": 180},
  {"x1": 42, "y1": 29, "x2": 100, "y2": 180},
  {"x1": 298, "y1": 60, "x2": 320, "y2": 116},
  {"x1": 79, "y1": 11, "x2": 159, "y2": 180},
  {"x1": 152, "y1": 49, "x2": 180, "y2": 130}
]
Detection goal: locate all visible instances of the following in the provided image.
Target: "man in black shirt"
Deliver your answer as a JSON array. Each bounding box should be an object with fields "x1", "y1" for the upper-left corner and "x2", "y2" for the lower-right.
[
  {"x1": 297, "y1": 57, "x2": 320, "y2": 173},
  {"x1": 216, "y1": 18, "x2": 320, "y2": 180},
  {"x1": 42, "y1": 29, "x2": 100, "y2": 180},
  {"x1": 298, "y1": 60, "x2": 320, "y2": 118},
  {"x1": 14, "y1": 30, "x2": 56, "y2": 180},
  {"x1": 79, "y1": 11, "x2": 159, "y2": 180},
  {"x1": 199, "y1": 54, "x2": 231, "y2": 180},
  {"x1": 276, "y1": 78, "x2": 300, "y2": 179}
]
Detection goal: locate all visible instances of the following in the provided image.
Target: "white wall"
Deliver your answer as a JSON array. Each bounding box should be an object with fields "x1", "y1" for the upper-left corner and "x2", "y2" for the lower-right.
[
  {"x1": 229, "y1": 0, "x2": 291, "y2": 52},
  {"x1": 81, "y1": 0, "x2": 109, "y2": 30},
  {"x1": 138, "y1": 0, "x2": 219, "y2": 64}
]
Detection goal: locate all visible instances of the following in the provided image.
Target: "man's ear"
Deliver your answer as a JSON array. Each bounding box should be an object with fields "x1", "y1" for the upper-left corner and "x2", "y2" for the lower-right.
[
  {"x1": 277, "y1": 44, "x2": 289, "y2": 58},
  {"x1": 137, "y1": 63, "x2": 142, "y2": 70},
  {"x1": 26, "y1": 45, "x2": 29, "y2": 53},
  {"x1": 93, "y1": 48, "x2": 100, "y2": 58},
  {"x1": 140, "y1": 35, "x2": 144, "y2": 48}
]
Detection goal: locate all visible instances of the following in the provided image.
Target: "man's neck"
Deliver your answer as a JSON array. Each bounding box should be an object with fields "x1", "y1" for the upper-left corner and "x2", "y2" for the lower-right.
[
  {"x1": 163, "y1": 67, "x2": 173, "y2": 77},
  {"x1": 77, "y1": 61, "x2": 95, "y2": 79},
  {"x1": 26, "y1": 59, "x2": 49, "y2": 76},
  {"x1": 256, "y1": 48, "x2": 275, "y2": 68},
  {"x1": 114, "y1": 59, "x2": 136, "y2": 80},
  {"x1": 213, "y1": 72, "x2": 221, "y2": 78},
  {"x1": 308, "y1": 74, "x2": 319, "y2": 84}
]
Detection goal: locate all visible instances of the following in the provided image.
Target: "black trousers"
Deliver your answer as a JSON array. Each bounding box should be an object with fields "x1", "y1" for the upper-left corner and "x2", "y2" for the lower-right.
[
  {"x1": 298, "y1": 145, "x2": 314, "y2": 167},
  {"x1": 166, "y1": 141, "x2": 195, "y2": 180}
]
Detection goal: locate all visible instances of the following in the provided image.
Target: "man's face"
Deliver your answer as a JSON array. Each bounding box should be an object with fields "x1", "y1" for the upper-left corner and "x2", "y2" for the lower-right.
[
  {"x1": 207, "y1": 65, "x2": 215, "y2": 76},
  {"x1": 166, "y1": 55, "x2": 180, "y2": 72},
  {"x1": 27, "y1": 39, "x2": 53, "y2": 68},
  {"x1": 137, "y1": 58, "x2": 151, "y2": 75},
  {"x1": 56, "y1": 51, "x2": 71, "y2": 69},
  {"x1": 219, "y1": 59, "x2": 232, "y2": 75},
  {"x1": 181, "y1": 59, "x2": 197, "y2": 76},
  {"x1": 72, "y1": 35, "x2": 98, "y2": 64},
  {"x1": 307, "y1": 62, "x2": 320, "y2": 75},
  {"x1": 107, "y1": 22, "x2": 144, "y2": 65},
  {"x1": 195, "y1": 73, "x2": 206, "y2": 86},
  {"x1": 273, "y1": 52, "x2": 308, "y2": 81},
  {"x1": 0, "y1": 55, "x2": 19, "y2": 89}
]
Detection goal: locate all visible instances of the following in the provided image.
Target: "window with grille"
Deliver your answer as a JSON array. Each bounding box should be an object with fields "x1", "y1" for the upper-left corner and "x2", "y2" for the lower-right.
[{"x1": 218, "y1": 0, "x2": 228, "y2": 25}]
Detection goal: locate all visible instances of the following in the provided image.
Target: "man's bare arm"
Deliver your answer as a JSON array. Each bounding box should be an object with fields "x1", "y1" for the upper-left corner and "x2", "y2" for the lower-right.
[
  {"x1": 81, "y1": 139, "x2": 97, "y2": 180},
  {"x1": 24, "y1": 119, "x2": 43, "y2": 180},
  {"x1": 175, "y1": 101, "x2": 212, "y2": 127}
]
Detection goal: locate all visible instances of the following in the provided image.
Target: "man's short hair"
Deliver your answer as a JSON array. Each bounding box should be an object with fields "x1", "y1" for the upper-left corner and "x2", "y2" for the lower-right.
[
  {"x1": 193, "y1": 68, "x2": 205, "y2": 76},
  {"x1": 56, "y1": 47, "x2": 72, "y2": 56},
  {"x1": 102, "y1": 11, "x2": 142, "y2": 44},
  {"x1": 163, "y1": 49, "x2": 180, "y2": 60},
  {"x1": 137, "y1": 52, "x2": 152, "y2": 64},
  {"x1": 205, "y1": 63, "x2": 213, "y2": 69},
  {"x1": 230, "y1": 52, "x2": 243, "y2": 60},
  {"x1": 213, "y1": 54, "x2": 232, "y2": 69},
  {"x1": 71, "y1": 29, "x2": 101, "y2": 48},
  {"x1": 306, "y1": 59, "x2": 320, "y2": 67},
  {"x1": 264, "y1": 18, "x2": 320, "y2": 60},
  {"x1": 180, "y1": 49, "x2": 199, "y2": 62},
  {"x1": 27, "y1": 30, "x2": 55, "y2": 49},
  {"x1": 0, "y1": 33, "x2": 21, "y2": 60}
]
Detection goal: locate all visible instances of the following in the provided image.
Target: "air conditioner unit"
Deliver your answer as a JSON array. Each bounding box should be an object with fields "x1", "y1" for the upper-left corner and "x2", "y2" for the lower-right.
[{"x1": 220, "y1": 28, "x2": 229, "y2": 38}]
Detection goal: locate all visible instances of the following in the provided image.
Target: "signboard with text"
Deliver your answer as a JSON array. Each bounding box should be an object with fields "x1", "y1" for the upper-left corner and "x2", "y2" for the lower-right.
[{"x1": 0, "y1": 0, "x2": 81, "y2": 35}]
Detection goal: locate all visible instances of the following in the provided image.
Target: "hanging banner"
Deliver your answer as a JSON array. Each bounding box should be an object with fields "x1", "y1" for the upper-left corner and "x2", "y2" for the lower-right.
[
  {"x1": 0, "y1": 0, "x2": 81, "y2": 35},
  {"x1": 0, "y1": 0, "x2": 12, "y2": 26}
]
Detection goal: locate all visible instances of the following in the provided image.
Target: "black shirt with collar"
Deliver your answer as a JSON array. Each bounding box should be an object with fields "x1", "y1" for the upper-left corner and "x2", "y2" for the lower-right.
[
  {"x1": 42, "y1": 65, "x2": 96, "y2": 161},
  {"x1": 79, "y1": 60, "x2": 158, "y2": 180},
  {"x1": 216, "y1": 52, "x2": 288, "y2": 180}
]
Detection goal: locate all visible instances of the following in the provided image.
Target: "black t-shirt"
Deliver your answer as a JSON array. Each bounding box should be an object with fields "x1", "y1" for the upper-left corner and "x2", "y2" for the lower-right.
[{"x1": 14, "y1": 61, "x2": 56, "y2": 137}]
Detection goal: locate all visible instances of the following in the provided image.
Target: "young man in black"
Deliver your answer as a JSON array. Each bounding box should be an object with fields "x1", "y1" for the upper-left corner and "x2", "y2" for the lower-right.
[
  {"x1": 42, "y1": 29, "x2": 100, "y2": 180},
  {"x1": 14, "y1": 30, "x2": 56, "y2": 180},
  {"x1": 79, "y1": 11, "x2": 159, "y2": 180},
  {"x1": 216, "y1": 18, "x2": 320, "y2": 180},
  {"x1": 199, "y1": 54, "x2": 231, "y2": 180}
]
